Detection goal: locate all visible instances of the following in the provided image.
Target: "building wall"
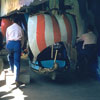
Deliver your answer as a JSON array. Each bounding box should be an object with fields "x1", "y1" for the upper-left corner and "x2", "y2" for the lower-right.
[{"x1": 0, "y1": 0, "x2": 47, "y2": 16}]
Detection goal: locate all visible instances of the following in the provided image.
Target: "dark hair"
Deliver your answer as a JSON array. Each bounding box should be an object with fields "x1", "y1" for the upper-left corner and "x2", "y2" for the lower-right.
[
  {"x1": 87, "y1": 25, "x2": 94, "y2": 31},
  {"x1": 10, "y1": 15, "x2": 19, "y2": 23}
]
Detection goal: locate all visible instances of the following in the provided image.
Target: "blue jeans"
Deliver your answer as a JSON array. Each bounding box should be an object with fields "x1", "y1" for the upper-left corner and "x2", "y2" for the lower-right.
[{"x1": 6, "y1": 41, "x2": 21, "y2": 82}]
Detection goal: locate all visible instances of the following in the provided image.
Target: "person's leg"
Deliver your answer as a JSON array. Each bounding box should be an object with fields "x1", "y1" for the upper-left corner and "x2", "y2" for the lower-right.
[
  {"x1": 7, "y1": 53, "x2": 14, "y2": 72},
  {"x1": 76, "y1": 41, "x2": 83, "y2": 70},
  {"x1": 14, "y1": 41, "x2": 21, "y2": 82},
  {"x1": 6, "y1": 42, "x2": 14, "y2": 72},
  {"x1": 84, "y1": 44, "x2": 97, "y2": 77}
]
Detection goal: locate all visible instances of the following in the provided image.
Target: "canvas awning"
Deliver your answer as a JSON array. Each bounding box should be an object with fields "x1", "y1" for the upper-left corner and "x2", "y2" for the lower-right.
[{"x1": 0, "y1": 0, "x2": 48, "y2": 17}]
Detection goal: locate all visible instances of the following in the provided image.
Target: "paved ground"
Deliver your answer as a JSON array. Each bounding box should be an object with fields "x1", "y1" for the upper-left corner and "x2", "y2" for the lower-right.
[{"x1": 0, "y1": 54, "x2": 100, "y2": 100}]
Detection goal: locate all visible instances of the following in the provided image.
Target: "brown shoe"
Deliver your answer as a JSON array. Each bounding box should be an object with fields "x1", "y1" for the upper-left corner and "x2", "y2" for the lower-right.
[{"x1": 15, "y1": 81, "x2": 20, "y2": 87}]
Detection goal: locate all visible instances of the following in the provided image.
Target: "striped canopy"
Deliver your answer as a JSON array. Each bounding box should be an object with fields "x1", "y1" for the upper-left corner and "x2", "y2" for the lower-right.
[{"x1": 28, "y1": 14, "x2": 77, "y2": 58}]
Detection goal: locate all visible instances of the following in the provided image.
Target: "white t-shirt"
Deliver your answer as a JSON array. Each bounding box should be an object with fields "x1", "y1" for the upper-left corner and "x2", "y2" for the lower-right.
[
  {"x1": 78, "y1": 31, "x2": 97, "y2": 49},
  {"x1": 6, "y1": 23, "x2": 24, "y2": 47}
]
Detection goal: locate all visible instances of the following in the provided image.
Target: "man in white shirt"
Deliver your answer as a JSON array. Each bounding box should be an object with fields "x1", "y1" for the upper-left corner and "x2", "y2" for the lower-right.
[
  {"x1": 6, "y1": 16, "x2": 24, "y2": 87},
  {"x1": 77, "y1": 29, "x2": 97, "y2": 49},
  {"x1": 76, "y1": 25, "x2": 97, "y2": 76}
]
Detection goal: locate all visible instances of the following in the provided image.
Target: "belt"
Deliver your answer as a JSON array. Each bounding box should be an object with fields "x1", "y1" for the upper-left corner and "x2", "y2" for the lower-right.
[{"x1": 9, "y1": 40, "x2": 21, "y2": 42}]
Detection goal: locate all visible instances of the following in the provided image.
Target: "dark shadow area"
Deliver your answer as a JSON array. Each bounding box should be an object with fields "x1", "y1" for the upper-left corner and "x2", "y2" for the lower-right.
[
  {"x1": 0, "y1": 91, "x2": 14, "y2": 100},
  {"x1": 20, "y1": 68, "x2": 100, "y2": 100},
  {"x1": 35, "y1": 69, "x2": 97, "y2": 85}
]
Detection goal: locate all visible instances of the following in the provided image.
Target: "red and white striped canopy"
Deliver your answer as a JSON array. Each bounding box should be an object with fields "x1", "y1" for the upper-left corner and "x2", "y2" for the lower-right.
[
  {"x1": 28, "y1": 14, "x2": 76, "y2": 58},
  {"x1": 1, "y1": 18, "x2": 12, "y2": 37}
]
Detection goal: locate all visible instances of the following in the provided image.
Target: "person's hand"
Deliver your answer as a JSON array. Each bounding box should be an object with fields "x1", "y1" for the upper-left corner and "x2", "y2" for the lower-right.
[
  {"x1": 24, "y1": 48, "x2": 28, "y2": 52},
  {"x1": 23, "y1": 48, "x2": 28, "y2": 54}
]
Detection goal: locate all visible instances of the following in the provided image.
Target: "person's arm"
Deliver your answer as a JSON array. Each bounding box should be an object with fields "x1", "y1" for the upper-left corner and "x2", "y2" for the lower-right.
[
  {"x1": 6, "y1": 29, "x2": 9, "y2": 44},
  {"x1": 76, "y1": 36, "x2": 83, "y2": 42}
]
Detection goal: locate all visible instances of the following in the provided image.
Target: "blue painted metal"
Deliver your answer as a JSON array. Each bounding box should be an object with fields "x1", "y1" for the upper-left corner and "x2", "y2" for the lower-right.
[
  {"x1": 41, "y1": 60, "x2": 66, "y2": 68},
  {"x1": 30, "y1": 60, "x2": 66, "y2": 71}
]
